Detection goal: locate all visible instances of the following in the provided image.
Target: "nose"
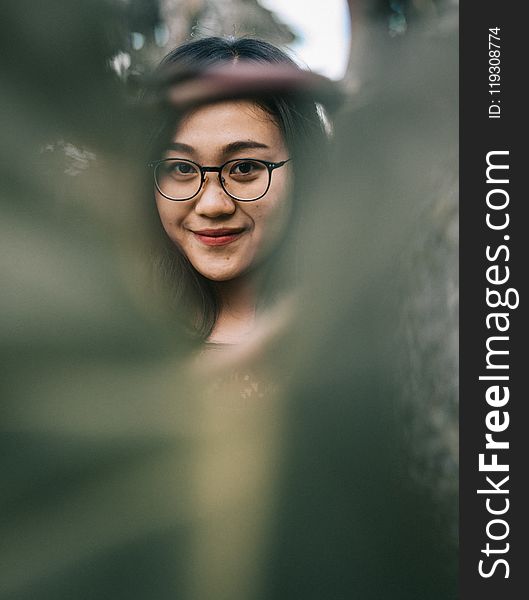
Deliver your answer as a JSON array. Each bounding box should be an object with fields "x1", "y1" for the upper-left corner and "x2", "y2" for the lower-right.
[{"x1": 194, "y1": 173, "x2": 236, "y2": 218}]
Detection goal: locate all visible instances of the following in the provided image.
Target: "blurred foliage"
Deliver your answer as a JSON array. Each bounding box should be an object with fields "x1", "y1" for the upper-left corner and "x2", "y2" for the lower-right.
[
  {"x1": 119, "y1": 0, "x2": 296, "y2": 80},
  {"x1": 1, "y1": 1, "x2": 457, "y2": 599}
]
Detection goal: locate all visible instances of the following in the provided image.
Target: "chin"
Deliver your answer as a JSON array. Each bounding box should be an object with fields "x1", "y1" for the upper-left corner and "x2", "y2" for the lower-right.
[{"x1": 195, "y1": 262, "x2": 248, "y2": 282}]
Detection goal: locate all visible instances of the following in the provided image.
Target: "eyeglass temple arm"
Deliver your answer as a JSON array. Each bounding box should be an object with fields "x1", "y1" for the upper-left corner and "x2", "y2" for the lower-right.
[{"x1": 268, "y1": 158, "x2": 291, "y2": 170}]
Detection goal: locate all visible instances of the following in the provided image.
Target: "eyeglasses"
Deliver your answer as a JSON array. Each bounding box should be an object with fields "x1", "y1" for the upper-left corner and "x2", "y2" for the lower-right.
[{"x1": 150, "y1": 157, "x2": 291, "y2": 202}]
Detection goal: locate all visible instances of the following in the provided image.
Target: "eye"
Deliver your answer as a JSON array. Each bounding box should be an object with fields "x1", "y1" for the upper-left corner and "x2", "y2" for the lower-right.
[
  {"x1": 163, "y1": 161, "x2": 198, "y2": 177},
  {"x1": 228, "y1": 160, "x2": 266, "y2": 178}
]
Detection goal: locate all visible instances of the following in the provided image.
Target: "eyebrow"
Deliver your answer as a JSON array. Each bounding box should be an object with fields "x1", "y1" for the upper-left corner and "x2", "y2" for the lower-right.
[
  {"x1": 166, "y1": 140, "x2": 270, "y2": 157},
  {"x1": 222, "y1": 140, "x2": 270, "y2": 155},
  {"x1": 167, "y1": 142, "x2": 194, "y2": 154}
]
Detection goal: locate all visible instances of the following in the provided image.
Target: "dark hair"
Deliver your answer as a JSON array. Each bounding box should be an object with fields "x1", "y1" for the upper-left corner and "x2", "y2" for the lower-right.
[{"x1": 150, "y1": 36, "x2": 327, "y2": 342}]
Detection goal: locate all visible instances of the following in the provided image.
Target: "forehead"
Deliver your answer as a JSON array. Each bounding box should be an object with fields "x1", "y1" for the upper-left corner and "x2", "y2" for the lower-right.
[{"x1": 173, "y1": 100, "x2": 285, "y2": 151}]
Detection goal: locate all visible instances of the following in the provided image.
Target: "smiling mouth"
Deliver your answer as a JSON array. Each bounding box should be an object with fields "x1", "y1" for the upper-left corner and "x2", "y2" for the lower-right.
[{"x1": 192, "y1": 228, "x2": 247, "y2": 247}]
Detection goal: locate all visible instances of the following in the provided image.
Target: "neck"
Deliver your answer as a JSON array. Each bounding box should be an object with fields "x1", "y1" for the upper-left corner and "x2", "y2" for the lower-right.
[{"x1": 207, "y1": 272, "x2": 261, "y2": 344}]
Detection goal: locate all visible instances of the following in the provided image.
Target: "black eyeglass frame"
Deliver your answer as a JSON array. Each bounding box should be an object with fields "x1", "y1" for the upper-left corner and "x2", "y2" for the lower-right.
[{"x1": 149, "y1": 157, "x2": 291, "y2": 202}]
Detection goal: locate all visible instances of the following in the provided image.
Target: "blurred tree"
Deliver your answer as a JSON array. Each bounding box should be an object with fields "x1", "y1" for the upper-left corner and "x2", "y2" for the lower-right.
[{"x1": 121, "y1": 0, "x2": 296, "y2": 78}]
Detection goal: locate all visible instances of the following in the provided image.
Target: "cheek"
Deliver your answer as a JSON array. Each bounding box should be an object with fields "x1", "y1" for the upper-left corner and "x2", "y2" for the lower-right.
[
  {"x1": 155, "y1": 197, "x2": 187, "y2": 236},
  {"x1": 251, "y1": 192, "x2": 293, "y2": 249}
]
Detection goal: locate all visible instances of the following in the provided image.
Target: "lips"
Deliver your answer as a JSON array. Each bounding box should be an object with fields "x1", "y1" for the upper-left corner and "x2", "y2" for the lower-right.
[{"x1": 191, "y1": 227, "x2": 247, "y2": 247}]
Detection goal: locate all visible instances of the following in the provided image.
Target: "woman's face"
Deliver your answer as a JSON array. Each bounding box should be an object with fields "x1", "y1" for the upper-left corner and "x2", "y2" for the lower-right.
[{"x1": 155, "y1": 100, "x2": 292, "y2": 282}]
